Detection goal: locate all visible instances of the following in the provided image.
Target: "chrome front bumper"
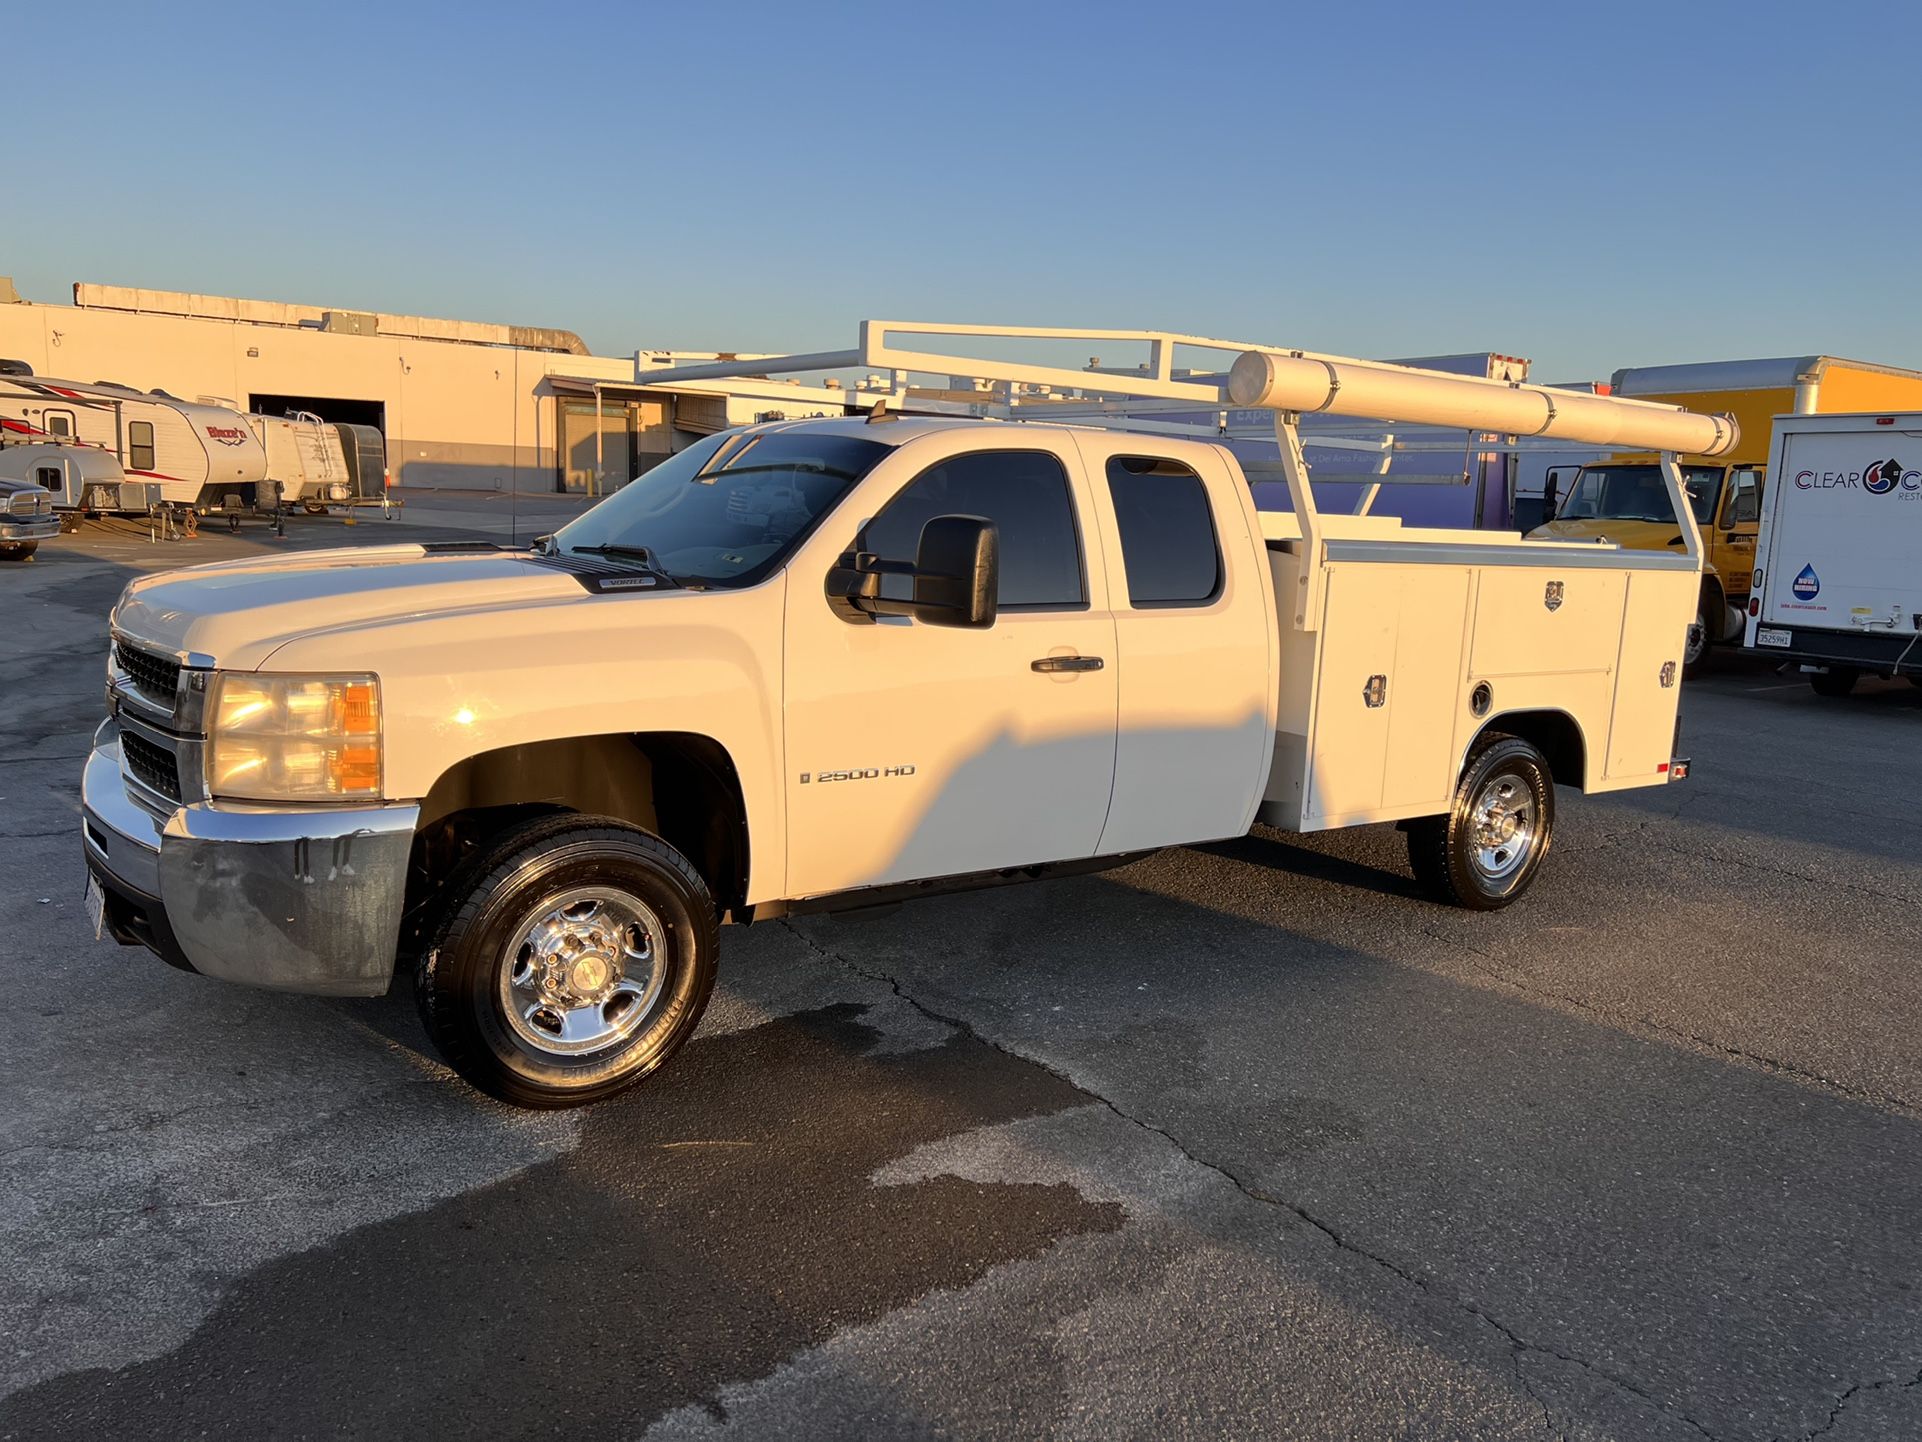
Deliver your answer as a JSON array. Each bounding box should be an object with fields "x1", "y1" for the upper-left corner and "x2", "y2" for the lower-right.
[
  {"x1": 82, "y1": 723, "x2": 419, "y2": 997},
  {"x1": 1, "y1": 515, "x2": 60, "y2": 543}
]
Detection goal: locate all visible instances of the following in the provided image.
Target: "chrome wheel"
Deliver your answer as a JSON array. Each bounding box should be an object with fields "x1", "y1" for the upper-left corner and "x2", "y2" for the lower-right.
[
  {"x1": 1469, "y1": 773, "x2": 1536, "y2": 881},
  {"x1": 1683, "y1": 612, "x2": 1708, "y2": 668},
  {"x1": 498, "y1": 886, "x2": 667, "y2": 1057}
]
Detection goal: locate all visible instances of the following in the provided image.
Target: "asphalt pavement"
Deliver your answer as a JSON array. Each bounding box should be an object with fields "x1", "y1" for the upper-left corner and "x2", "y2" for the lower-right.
[{"x1": 2, "y1": 499, "x2": 1918, "y2": 1440}]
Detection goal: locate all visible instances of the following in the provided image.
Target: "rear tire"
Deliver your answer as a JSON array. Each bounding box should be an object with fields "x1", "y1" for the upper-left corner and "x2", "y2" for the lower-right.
[
  {"x1": 1808, "y1": 667, "x2": 1859, "y2": 698},
  {"x1": 1682, "y1": 598, "x2": 1712, "y2": 678},
  {"x1": 1407, "y1": 735, "x2": 1555, "y2": 911},
  {"x1": 415, "y1": 815, "x2": 718, "y2": 1109},
  {"x1": 0, "y1": 541, "x2": 35, "y2": 561}
]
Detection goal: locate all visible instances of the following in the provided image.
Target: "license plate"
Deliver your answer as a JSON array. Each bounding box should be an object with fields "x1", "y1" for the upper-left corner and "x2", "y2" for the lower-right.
[
  {"x1": 1755, "y1": 627, "x2": 1792, "y2": 649},
  {"x1": 84, "y1": 874, "x2": 105, "y2": 941}
]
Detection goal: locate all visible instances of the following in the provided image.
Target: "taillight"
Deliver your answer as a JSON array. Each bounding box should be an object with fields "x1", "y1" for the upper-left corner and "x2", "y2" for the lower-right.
[{"x1": 1748, "y1": 596, "x2": 1761, "y2": 617}]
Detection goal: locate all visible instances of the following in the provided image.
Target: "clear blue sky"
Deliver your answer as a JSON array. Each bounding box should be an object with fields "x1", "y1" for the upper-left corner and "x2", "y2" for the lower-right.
[{"x1": 6, "y1": 0, "x2": 1918, "y2": 379}]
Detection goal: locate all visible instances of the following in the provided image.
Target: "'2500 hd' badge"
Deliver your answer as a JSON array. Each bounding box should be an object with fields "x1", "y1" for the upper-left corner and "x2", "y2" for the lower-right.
[{"x1": 800, "y1": 765, "x2": 916, "y2": 783}]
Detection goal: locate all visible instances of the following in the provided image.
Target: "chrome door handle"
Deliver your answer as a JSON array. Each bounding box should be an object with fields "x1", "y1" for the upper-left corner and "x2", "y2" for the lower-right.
[{"x1": 1032, "y1": 655, "x2": 1104, "y2": 672}]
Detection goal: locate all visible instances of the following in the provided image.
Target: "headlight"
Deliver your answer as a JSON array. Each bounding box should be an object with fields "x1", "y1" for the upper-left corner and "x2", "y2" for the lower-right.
[{"x1": 207, "y1": 673, "x2": 382, "y2": 801}]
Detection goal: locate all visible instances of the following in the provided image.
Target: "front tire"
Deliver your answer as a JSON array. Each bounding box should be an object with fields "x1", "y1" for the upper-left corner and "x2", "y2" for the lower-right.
[
  {"x1": 1407, "y1": 735, "x2": 1555, "y2": 910},
  {"x1": 0, "y1": 541, "x2": 36, "y2": 561},
  {"x1": 416, "y1": 815, "x2": 718, "y2": 1108}
]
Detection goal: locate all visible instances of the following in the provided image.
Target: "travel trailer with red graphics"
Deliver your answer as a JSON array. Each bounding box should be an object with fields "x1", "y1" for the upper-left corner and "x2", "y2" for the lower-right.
[
  {"x1": 0, "y1": 373, "x2": 267, "y2": 509},
  {"x1": 0, "y1": 372, "x2": 387, "y2": 516}
]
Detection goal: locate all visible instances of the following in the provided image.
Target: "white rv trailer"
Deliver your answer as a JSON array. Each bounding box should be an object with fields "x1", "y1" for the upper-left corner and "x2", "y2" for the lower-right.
[
  {"x1": 0, "y1": 372, "x2": 387, "y2": 517},
  {"x1": 249, "y1": 410, "x2": 390, "y2": 510},
  {"x1": 0, "y1": 441, "x2": 160, "y2": 516},
  {"x1": 0, "y1": 373, "x2": 266, "y2": 508}
]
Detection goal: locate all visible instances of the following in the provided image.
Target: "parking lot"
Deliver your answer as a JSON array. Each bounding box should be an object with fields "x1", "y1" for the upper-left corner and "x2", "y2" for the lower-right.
[{"x1": 3, "y1": 500, "x2": 1919, "y2": 1441}]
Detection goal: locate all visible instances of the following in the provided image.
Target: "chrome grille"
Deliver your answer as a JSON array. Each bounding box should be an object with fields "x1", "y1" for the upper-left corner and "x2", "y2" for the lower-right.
[
  {"x1": 8, "y1": 490, "x2": 50, "y2": 517},
  {"x1": 115, "y1": 640, "x2": 181, "y2": 710},
  {"x1": 120, "y1": 729, "x2": 182, "y2": 803}
]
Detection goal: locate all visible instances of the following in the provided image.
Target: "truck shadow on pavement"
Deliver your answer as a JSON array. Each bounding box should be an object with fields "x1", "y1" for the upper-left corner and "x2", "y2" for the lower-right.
[
  {"x1": 1195, "y1": 827, "x2": 1425, "y2": 901},
  {"x1": 0, "y1": 1003, "x2": 1122, "y2": 1440}
]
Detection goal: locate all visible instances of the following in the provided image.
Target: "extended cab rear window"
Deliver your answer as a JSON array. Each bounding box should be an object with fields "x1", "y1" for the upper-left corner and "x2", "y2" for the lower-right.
[{"x1": 1104, "y1": 456, "x2": 1222, "y2": 607}]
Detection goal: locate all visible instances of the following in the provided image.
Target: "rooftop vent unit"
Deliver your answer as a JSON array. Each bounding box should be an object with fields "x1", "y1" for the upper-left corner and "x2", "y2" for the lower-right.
[{"x1": 320, "y1": 310, "x2": 379, "y2": 336}]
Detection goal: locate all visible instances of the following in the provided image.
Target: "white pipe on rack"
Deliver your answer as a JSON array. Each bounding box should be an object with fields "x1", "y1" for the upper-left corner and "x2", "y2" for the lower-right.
[{"x1": 1227, "y1": 351, "x2": 1739, "y2": 457}]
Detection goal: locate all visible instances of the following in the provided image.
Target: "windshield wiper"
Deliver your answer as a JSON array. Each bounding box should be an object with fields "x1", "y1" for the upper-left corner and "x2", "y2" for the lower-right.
[
  {"x1": 567, "y1": 543, "x2": 686, "y2": 586},
  {"x1": 697, "y1": 462, "x2": 865, "y2": 483}
]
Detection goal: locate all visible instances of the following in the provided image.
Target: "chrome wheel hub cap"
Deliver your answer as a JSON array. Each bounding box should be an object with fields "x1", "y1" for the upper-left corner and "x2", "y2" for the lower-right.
[
  {"x1": 500, "y1": 886, "x2": 666, "y2": 1056},
  {"x1": 1469, "y1": 775, "x2": 1536, "y2": 881}
]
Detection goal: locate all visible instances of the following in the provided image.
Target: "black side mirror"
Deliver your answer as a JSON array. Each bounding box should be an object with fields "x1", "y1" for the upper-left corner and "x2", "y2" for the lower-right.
[
  {"x1": 910, "y1": 514, "x2": 997, "y2": 627},
  {"x1": 826, "y1": 513, "x2": 999, "y2": 628},
  {"x1": 1543, "y1": 464, "x2": 1579, "y2": 519}
]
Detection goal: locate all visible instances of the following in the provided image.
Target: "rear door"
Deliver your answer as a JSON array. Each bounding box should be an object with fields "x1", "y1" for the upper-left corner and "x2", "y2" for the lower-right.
[{"x1": 1070, "y1": 434, "x2": 1274, "y2": 852}]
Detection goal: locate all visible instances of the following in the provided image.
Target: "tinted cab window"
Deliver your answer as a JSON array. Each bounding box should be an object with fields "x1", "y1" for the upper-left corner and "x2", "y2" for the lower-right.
[
  {"x1": 1104, "y1": 457, "x2": 1221, "y2": 606},
  {"x1": 862, "y1": 449, "x2": 1084, "y2": 609}
]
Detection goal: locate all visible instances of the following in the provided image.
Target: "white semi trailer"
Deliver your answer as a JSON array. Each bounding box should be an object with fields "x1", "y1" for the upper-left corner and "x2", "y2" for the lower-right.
[{"x1": 81, "y1": 321, "x2": 1733, "y2": 1108}]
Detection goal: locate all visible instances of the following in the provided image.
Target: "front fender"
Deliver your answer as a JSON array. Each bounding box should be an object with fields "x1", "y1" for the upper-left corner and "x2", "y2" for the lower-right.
[{"x1": 261, "y1": 582, "x2": 790, "y2": 902}]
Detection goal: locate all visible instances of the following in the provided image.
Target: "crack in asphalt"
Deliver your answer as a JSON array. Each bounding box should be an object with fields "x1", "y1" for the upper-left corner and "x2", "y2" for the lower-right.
[
  {"x1": 778, "y1": 919, "x2": 1712, "y2": 1442},
  {"x1": 1414, "y1": 923, "x2": 1920, "y2": 1121},
  {"x1": 0, "y1": 1102, "x2": 267, "y2": 1164},
  {"x1": 1621, "y1": 831, "x2": 1922, "y2": 911},
  {"x1": 1791, "y1": 1364, "x2": 1922, "y2": 1441}
]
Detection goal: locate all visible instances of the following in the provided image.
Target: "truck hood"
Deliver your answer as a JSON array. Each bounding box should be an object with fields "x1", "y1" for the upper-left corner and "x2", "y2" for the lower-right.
[
  {"x1": 1526, "y1": 518, "x2": 1687, "y2": 551},
  {"x1": 112, "y1": 544, "x2": 625, "y2": 669}
]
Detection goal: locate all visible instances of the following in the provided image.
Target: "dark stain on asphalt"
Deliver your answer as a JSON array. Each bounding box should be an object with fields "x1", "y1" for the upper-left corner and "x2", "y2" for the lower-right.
[{"x1": 0, "y1": 1003, "x2": 1120, "y2": 1439}]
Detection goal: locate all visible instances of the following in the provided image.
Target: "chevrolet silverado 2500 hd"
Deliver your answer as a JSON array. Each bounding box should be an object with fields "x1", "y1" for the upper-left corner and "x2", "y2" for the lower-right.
[{"x1": 81, "y1": 324, "x2": 1733, "y2": 1107}]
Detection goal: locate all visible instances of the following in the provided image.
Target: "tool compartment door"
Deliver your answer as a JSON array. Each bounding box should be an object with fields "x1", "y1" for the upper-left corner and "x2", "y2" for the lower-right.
[
  {"x1": 1305, "y1": 567, "x2": 1396, "y2": 821},
  {"x1": 1380, "y1": 565, "x2": 1472, "y2": 813},
  {"x1": 1606, "y1": 568, "x2": 1693, "y2": 779},
  {"x1": 1470, "y1": 567, "x2": 1627, "y2": 677},
  {"x1": 1303, "y1": 564, "x2": 1471, "y2": 825}
]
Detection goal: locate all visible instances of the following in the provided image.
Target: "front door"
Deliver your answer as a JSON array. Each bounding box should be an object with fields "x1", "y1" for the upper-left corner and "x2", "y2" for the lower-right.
[
  {"x1": 782, "y1": 435, "x2": 1118, "y2": 899},
  {"x1": 1709, "y1": 464, "x2": 1764, "y2": 599}
]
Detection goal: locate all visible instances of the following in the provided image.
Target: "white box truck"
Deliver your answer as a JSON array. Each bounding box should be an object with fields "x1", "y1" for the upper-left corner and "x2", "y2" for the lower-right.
[
  {"x1": 1744, "y1": 411, "x2": 1922, "y2": 695},
  {"x1": 80, "y1": 322, "x2": 1732, "y2": 1108}
]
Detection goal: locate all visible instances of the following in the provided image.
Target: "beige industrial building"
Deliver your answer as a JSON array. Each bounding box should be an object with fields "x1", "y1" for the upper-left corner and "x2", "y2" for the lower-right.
[{"x1": 0, "y1": 280, "x2": 870, "y2": 493}]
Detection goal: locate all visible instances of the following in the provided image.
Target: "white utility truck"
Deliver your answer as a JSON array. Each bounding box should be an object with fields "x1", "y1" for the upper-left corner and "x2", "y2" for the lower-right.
[
  {"x1": 1744, "y1": 411, "x2": 1922, "y2": 695},
  {"x1": 81, "y1": 323, "x2": 1733, "y2": 1108}
]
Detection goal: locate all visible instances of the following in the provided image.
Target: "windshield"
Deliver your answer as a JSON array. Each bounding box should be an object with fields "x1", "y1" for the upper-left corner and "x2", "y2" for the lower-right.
[
  {"x1": 1554, "y1": 464, "x2": 1721, "y2": 525},
  {"x1": 551, "y1": 429, "x2": 891, "y2": 588}
]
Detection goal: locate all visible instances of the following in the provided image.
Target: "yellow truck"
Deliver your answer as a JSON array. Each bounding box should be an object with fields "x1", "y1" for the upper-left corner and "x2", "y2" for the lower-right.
[{"x1": 1529, "y1": 357, "x2": 1922, "y2": 671}]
